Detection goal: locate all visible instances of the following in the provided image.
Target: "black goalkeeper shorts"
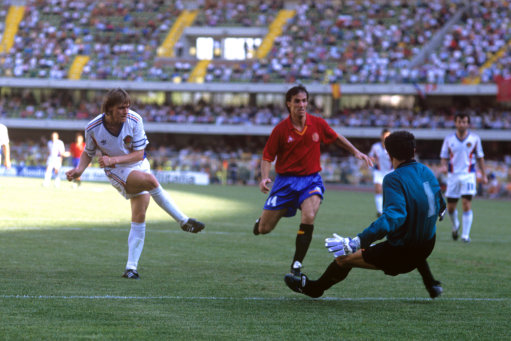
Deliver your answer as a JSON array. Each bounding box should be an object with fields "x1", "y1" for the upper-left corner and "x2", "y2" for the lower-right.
[{"x1": 362, "y1": 235, "x2": 436, "y2": 276}]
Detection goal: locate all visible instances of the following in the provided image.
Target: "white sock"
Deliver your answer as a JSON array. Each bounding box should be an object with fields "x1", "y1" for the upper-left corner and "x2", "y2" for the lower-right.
[
  {"x1": 126, "y1": 222, "x2": 145, "y2": 270},
  {"x1": 461, "y1": 210, "x2": 473, "y2": 240},
  {"x1": 149, "y1": 185, "x2": 188, "y2": 226},
  {"x1": 448, "y1": 209, "x2": 459, "y2": 231},
  {"x1": 43, "y1": 168, "x2": 52, "y2": 184},
  {"x1": 374, "y1": 194, "x2": 383, "y2": 214},
  {"x1": 54, "y1": 175, "x2": 61, "y2": 187}
]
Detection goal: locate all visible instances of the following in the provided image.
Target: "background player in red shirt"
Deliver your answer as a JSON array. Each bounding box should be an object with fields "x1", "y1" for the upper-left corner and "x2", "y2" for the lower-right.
[
  {"x1": 253, "y1": 85, "x2": 373, "y2": 278},
  {"x1": 70, "y1": 132, "x2": 86, "y2": 186}
]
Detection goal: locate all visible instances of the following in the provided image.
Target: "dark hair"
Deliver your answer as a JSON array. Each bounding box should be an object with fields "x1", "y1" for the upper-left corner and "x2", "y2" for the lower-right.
[
  {"x1": 381, "y1": 128, "x2": 390, "y2": 136},
  {"x1": 454, "y1": 112, "x2": 470, "y2": 123},
  {"x1": 384, "y1": 130, "x2": 416, "y2": 161},
  {"x1": 285, "y1": 85, "x2": 309, "y2": 113},
  {"x1": 101, "y1": 88, "x2": 130, "y2": 115}
]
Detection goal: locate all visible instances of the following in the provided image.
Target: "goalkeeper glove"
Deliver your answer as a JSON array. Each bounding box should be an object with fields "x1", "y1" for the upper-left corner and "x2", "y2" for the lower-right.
[{"x1": 325, "y1": 234, "x2": 361, "y2": 257}]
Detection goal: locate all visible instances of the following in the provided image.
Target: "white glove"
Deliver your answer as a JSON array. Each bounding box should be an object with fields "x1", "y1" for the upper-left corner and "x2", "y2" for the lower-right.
[{"x1": 325, "y1": 234, "x2": 361, "y2": 257}]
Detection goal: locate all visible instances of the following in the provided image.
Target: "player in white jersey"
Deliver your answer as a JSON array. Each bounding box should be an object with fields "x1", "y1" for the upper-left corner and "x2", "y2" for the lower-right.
[
  {"x1": 369, "y1": 129, "x2": 392, "y2": 216},
  {"x1": 0, "y1": 123, "x2": 11, "y2": 169},
  {"x1": 66, "y1": 88, "x2": 205, "y2": 280},
  {"x1": 43, "y1": 132, "x2": 68, "y2": 187},
  {"x1": 440, "y1": 113, "x2": 487, "y2": 243}
]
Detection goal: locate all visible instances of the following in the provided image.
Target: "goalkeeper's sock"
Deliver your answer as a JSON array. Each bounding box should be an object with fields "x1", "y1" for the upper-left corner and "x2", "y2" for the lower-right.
[
  {"x1": 461, "y1": 210, "x2": 473, "y2": 240},
  {"x1": 417, "y1": 259, "x2": 435, "y2": 288},
  {"x1": 448, "y1": 209, "x2": 459, "y2": 231},
  {"x1": 307, "y1": 261, "x2": 352, "y2": 295},
  {"x1": 126, "y1": 222, "x2": 145, "y2": 270},
  {"x1": 374, "y1": 193, "x2": 383, "y2": 215},
  {"x1": 149, "y1": 185, "x2": 188, "y2": 226},
  {"x1": 292, "y1": 224, "x2": 314, "y2": 266}
]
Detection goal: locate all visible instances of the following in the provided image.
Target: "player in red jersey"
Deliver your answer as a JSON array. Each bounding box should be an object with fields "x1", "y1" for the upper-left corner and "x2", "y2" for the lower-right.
[
  {"x1": 69, "y1": 133, "x2": 86, "y2": 186},
  {"x1": 253, "y1": 85, "x2": 373, "y2": 278}
]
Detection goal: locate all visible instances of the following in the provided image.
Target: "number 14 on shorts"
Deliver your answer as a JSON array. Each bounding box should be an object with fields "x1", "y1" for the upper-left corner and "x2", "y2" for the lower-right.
[{"x1": 266, "y1": 196, "x2": 278, "y2": 207}]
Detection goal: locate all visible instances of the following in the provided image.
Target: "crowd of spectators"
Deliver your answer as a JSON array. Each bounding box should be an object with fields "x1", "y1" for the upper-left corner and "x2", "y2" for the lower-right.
[
  {"x1": 1, "y1": 90, "x2": 510, "y2": 130},
  {"x1": 1, "y1": 0, "x2": 511, "y2": 84},
  {"x1": 423, "y1": 0, "x2": 511, "y2": 84},
  {"x1": 194, "y1": 0, "x2": 282, "y2": 27}
]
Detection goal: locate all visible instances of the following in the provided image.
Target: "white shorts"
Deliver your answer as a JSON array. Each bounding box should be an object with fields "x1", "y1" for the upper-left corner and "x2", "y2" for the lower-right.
[
  {"x1": 445, "y1": 172, "x2": 477, "y2": 198},
  {"x1": 46, "y1": 156, "x2": 62, "y2": 170},
  {"x1": 104, "y1": 158, "x2": 151, "y2": 199},
  {"x1": 373, "y1": 170, "x2": 392, "y2": 185}
]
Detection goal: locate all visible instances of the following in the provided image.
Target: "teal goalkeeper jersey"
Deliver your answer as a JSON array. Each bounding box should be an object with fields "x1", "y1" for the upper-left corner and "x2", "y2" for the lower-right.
[{"x1": 358, "y1": 160, "x2": 445, "y2": 248}]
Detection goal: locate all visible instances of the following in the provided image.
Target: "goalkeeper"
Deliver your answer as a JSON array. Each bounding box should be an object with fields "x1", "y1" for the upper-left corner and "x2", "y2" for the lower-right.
[{"x1": 285, "y1": 131, "x2": 446, "y2": 299}]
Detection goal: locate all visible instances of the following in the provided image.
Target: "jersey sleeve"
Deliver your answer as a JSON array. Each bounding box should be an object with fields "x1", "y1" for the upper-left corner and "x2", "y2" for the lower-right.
[
  {"x1": 132, "y1": 114, "x2": 149, "y2": 151},
  {"x1": 318, "y1": 117, "x2": 338, "y2": 144},
  {"x1": 357, "y1": 174, "x2": 407, "y2": 248},
  {"x1": 368, "y1": 143, "x2": 376, "y2": 158},
  {"x1": 475, "y1": 135, "x2": 485, "y2": 158},
  {"x1": 84, "y1": 129, "x2": 97, "y2": 158},
  {"x1": 0, "y1": 125, "x2": 9, "y2": 145},
  {"x1": 59, "y1": 141, "x2": 66, "y2": 155},
  {"x1": 439, "y1": 136, "x2": 449, "y2": 159},
  {"x1": 262, "y1": 125, "x2": 281, "y2": 162}
]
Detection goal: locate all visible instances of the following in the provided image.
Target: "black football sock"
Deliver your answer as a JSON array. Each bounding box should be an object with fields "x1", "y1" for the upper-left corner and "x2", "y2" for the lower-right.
[
  {"x1": 306, "y1": 261, "x2": 352, "y2": 296},
  {"x1": 291, "y1": 224, "x2": 314, "y2": 267},
  {"x1": 417, "y1": 260, "x2": 436, "y2": 288}
]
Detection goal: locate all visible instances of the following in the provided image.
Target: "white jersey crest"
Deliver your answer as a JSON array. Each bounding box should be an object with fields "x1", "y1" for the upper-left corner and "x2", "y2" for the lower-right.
[
  {"x1": 369, "y1": 142, "x2": 392, "y2": 173},
  {"x1": 84, "y1": 110, "x2": 148, "y2": 168},
  {"x1": 440, "y1": 132, "x2": 484, "y2": 174}
]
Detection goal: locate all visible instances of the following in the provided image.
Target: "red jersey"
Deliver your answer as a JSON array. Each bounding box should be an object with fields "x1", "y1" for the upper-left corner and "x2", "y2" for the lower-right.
[
  {"x1": 262, "y1": 113, "x2": 338, "y2": 175},
  {"x1": 70, "y1": 141, "x2": 85, "y2": 158}
]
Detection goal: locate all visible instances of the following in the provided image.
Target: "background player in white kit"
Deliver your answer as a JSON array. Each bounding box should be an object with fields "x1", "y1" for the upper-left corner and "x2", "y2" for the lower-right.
[
  {"x1": 43, "y1": 131, "x2": 68, "y2": 187},
  {"x1": 369, "y1": 129, "x2": 392, "y2": 217},
  {"x1": 440, "y1": 113, "x2": 487, "y2": 243},
  {"x1": 66, "y1": 88, "x2": 205, "y2": 279},
  {"x1": 0, "y1": 123, "x2": 11, "y2": 169}
]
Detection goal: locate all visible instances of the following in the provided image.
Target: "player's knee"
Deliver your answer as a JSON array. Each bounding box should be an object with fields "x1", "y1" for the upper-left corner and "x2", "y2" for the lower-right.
[
  {"x1": 301, "y1": 212, "x2": 316, "y2": 224},
  {"x1": 258, "y1": 221, "x2": 274, "y2": 234},
  {"x1": 144, "y1": 174, "x2": 159, "y2": 191},
  {"x1": 335, "y1": 257, "x2": 350, "y2": 268}
]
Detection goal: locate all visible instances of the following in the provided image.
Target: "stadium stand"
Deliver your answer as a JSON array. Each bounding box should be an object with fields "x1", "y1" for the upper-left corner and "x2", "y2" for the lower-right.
[{"x1": 0, "y1": 0, "x2": 510, "y2": 196}]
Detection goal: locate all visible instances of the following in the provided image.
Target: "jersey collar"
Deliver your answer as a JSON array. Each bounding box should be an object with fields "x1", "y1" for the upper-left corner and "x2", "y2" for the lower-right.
[
  {"x1": 396, "y1": 159, "x2": 416, "y2": 169},
  {"x1": 455, "y1": 130, "x2": 470, "y2": 142},
  {"x1": 285, "y1": 112, "x2": 311, "y2": 130}
]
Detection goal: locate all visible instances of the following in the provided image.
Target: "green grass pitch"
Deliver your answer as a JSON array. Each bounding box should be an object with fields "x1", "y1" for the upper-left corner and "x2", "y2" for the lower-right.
[{"x1": 1, "y1": 177, "x2": 510, "y2": 340}]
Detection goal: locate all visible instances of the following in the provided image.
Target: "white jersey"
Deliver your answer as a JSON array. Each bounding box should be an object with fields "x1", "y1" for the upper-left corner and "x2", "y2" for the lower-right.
[
  {"x1": 84, "y1": 110, "x2": 149, "y2": 168},
  {"x1": 440, "y1": 131, "x2": 484, "y2": 174},
  {"x1": 369, "y1": 142, "x2": 392, "y2": 173},
  {"x1": 0, "y1": 123, "x2": 9, "y2": 146},
  {"x1": 47, "y1": 139, "x2": 65, "y2": 159}
]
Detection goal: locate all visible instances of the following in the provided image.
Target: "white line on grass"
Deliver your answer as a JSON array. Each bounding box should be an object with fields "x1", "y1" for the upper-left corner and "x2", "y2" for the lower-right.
[
  {"x1": 1, "y1": 294, "x2": 508, "y2": 302},
  {"x1": 3, "y1": 226, "x2": 511, "y2": 242}
]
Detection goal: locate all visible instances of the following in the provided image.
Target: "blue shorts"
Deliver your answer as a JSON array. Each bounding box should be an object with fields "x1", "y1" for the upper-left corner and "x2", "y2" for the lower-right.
[
  {"x1": 72, "y1": 157, "x2": 80, "y2": 168},
  {"x1": 263, "y1": 173, "x2": 325, "y2": 217}
]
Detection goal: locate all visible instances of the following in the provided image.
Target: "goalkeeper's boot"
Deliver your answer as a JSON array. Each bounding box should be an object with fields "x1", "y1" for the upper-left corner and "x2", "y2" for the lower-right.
[
  {"x1": 426, "y1": 280, "x2": 443, "y2": 299},
  {"x1": 181, "y1": 218, "x2": 205, "y2": 233},
  {"x1": 284, "y1": 273, "x2": 323, "y2": 298},
  {"x1": 122, "y1": 269, "x2": 140, "y2": 280},
  {"x1": 290, "y1": 260, "x2": 302, "y2": 277},
  {"x1": 253, "y1": 218, "x2": 260, "y2": 235}
]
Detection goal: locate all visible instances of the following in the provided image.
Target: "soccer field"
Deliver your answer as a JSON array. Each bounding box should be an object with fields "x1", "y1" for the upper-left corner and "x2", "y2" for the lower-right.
[{"x1": 0, "y1": 177, "x2": 509, "y2": 340}]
